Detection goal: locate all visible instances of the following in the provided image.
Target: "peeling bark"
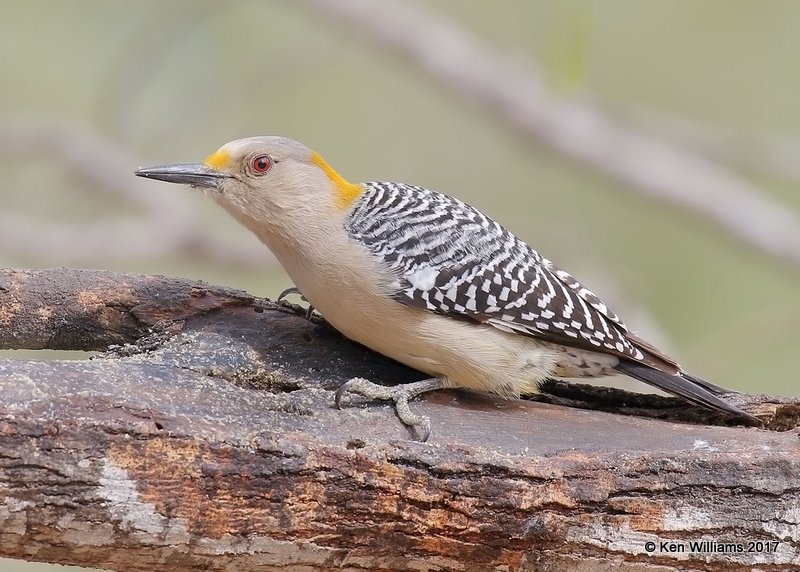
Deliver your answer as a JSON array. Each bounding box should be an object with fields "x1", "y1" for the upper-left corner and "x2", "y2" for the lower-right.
[{"x1": 0, "y1": 268, "x2": 798, "y2": 571}]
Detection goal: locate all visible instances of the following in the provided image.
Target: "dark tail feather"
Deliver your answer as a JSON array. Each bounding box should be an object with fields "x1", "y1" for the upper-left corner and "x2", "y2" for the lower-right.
[
  {"x1": 678, "y1": 371, "x2": 730, "y2": 394},
  {"x1": 615, "y1": 361, "x2": 758, "y2": 423}
]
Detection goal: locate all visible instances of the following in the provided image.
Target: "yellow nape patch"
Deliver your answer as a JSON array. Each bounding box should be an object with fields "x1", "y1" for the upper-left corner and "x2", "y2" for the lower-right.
[
  {"x1": 311, "y1": 151, "x2": 363, "y2": 209},
  {"x1": 204, "y1": 148, "x2": 231, "y2": 170}
]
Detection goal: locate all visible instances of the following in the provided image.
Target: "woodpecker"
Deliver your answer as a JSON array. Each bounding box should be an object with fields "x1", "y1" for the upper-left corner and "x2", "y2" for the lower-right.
[{"x1": 136, "y1": 136, "x2": 757, "y2": 440}]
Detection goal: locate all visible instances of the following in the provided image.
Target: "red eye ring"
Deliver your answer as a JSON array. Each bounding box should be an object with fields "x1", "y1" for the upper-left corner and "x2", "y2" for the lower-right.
[{"x1": 251, "y1": 154, "x2": 272, "y2": 174}]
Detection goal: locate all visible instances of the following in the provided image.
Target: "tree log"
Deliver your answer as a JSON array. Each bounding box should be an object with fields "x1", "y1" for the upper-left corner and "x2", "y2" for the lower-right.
[{"x1": 0, "y1": 268, "x2": 798, "y2": 571}]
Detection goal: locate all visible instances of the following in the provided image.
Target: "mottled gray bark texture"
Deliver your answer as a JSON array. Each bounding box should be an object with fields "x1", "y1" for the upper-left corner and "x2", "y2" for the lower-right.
[{"x1": 0, "y1": 268, "x2": 798, "y2": 571}]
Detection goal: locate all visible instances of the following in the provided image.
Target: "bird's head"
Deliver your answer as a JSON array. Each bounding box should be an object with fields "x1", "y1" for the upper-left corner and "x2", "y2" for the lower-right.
[{"x1": 135, "y1": 136, "x2": 363, "y2": 231}]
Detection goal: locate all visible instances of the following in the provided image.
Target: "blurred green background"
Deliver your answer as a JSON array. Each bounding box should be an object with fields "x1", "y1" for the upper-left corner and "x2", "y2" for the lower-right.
[{"x1": 1, "y1": 1, "x2": 799, "y2": 570}]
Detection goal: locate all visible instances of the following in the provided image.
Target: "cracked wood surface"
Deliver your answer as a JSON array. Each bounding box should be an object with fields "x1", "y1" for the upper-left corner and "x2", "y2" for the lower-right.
[{"x1": 0, "y1": 268, "x2": 798, "y2": 572}]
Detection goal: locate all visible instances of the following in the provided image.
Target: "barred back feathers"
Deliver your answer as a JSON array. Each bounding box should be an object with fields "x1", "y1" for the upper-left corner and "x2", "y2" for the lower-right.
[{"x1": 346, "y1": 181, "x2": 653, "y2": 365}]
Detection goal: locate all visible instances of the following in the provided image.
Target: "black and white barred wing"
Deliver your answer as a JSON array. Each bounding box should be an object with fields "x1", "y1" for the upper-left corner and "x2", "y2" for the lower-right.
[{"x1": 347, "y1": 182, "x2": 678, "y2": 372}]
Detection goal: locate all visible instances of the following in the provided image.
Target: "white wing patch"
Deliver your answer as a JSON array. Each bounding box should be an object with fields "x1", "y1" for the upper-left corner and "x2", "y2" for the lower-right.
[{"x1": 407, "y1": 265, "x2": 438, "y2": 292}]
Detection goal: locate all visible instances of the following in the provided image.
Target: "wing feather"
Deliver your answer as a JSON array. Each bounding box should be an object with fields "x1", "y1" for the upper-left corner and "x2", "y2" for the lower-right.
[{"x1": 347, "y1": 182, "x2": 677, "y2": 373}]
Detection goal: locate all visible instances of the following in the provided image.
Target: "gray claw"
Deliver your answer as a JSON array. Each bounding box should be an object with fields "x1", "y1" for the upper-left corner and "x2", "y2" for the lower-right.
[
  {"x1": 277, "y1": 287, "x2": 302, "y2": 302},
  {"x1": 277, "y1": 286, "x2": 316, "y2": 318}
]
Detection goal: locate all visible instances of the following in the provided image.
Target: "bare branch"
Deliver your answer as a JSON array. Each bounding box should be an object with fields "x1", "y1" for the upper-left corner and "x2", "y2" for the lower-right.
[
  {"x1": 621, "y1": 103, "x2": 800, "y2": 183},
  {"x1": 0, "y1": 121, "x2": 186, "y2": 218},
  {"x1": 0, "y1": 123, "x2": 272, "y2": 267},
  {"x1": 0, "y1": 268, "x2": 798, "y2": 571},
  {"x1": 302, "y1": 0, "x2": 800, "y2": 270}
]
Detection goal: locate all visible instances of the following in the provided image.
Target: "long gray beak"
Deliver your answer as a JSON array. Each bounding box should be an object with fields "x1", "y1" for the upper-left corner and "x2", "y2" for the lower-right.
[{"x1": 135, "y1": 163, "x2": 229, "y2": 188}]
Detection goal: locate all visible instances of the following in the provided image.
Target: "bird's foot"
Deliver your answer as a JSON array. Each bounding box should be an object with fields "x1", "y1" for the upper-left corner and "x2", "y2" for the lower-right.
[
  {"x1": 277, "y1": 286, "x2": 315, "y2": 319},
  {"x1": 335, "y1": 377, "x2": 446, "y2": 442}
]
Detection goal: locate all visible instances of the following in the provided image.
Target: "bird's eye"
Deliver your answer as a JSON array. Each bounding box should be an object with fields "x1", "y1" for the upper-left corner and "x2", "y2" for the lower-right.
[{"x1": 251, "y1": 154, "x2": 272, "y2": 174}]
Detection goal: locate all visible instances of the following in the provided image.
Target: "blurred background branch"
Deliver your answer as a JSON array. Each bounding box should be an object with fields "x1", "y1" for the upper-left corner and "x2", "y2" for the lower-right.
[
  {"x1": 303, "y1": 0, "x2": 800, "y2": 270},
  {"x1": 621, "y1": 103, "x2": 800, "y2": 184},
  {"x1": 0, "y1": 123, "x2": 271, "y2": 266}
]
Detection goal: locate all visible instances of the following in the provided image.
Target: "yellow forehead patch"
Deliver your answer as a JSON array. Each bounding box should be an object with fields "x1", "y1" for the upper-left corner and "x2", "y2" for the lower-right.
[
  {"x1": 204, "y1": 148, "x2": 231, "y2": 170},
  {"x1": 311, "y1": 151, "x2": 363, "y2": 209}
]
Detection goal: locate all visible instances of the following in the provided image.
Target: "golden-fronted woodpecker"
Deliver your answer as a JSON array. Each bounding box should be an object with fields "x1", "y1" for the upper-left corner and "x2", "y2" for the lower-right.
[{"x1": 136, "y1": 136, "x2": 756, "y2": 440}]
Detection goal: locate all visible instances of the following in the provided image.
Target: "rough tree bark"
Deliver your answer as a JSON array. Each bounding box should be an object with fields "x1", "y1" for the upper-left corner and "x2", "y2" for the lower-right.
[{"x1": 0, "y1": 268, "x2": 798, "y2": 572}]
